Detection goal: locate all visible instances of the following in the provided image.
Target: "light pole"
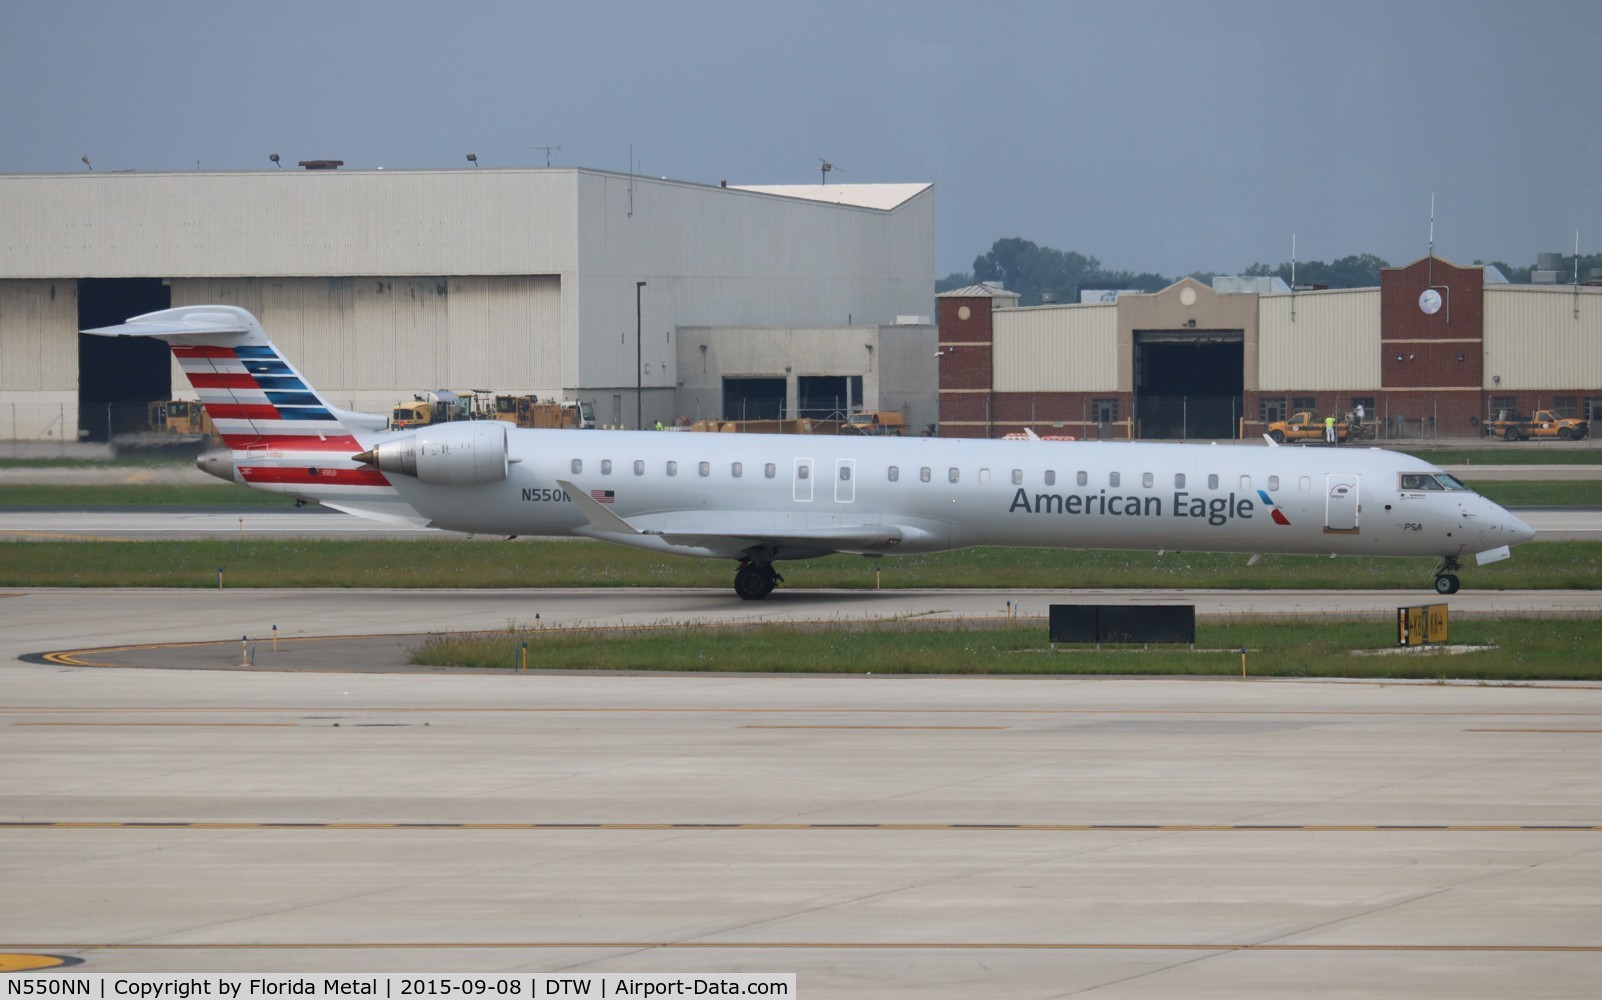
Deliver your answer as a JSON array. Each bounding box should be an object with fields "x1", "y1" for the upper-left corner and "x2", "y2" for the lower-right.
[{"x1": 635, "y1": 281, "x2": 647, "y2": 430}]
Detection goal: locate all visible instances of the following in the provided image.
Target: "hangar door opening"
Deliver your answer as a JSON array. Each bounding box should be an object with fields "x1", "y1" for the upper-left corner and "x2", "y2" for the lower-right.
[
  {"x1": 723, "y1": 377, "x2": 787, "y2": 421},
  {"x1": 1133, "y1": 330, "x2": 1243, "y2": 440},
  {"x1": 77, "y1": 278, "x2": 172, "y2": 442}
]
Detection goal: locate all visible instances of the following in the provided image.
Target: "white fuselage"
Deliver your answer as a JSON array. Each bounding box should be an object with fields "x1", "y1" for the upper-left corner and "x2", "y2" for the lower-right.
[{"x1": 290, "y1": 427, "x2": 1530, "y2": 564}]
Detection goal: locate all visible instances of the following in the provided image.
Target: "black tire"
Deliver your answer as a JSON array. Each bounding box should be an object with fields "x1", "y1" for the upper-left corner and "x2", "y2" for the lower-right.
[
  {"x1": 1559, "y1": 427, "x2": 1573, "y2": 441},
  {"x1": 1504, "y1": 427, "x2": 1520, "y2": 441},
  {"x1": 734, "y1": 565, "x2": 776, "y2": 601},
  {"x1": 1434, "y1": 574, "x2": 1460, "y2": 596},
  {"x1": 1269, "y1": 430, "x2": 1286, "y2": 443}
]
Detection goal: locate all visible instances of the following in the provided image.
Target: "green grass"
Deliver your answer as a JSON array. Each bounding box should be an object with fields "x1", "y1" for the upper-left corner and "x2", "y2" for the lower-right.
[
  {"x1": 1401, "y1": 447, "x2": 1601, "y2": 465},
  {"x1": 1471, "y1": 480, "x2": 1602, "y2": 507},
  {"x1": 0, "y1": 482, "x2": 284, "y2": 507},
  {"x1": 411, "y1": 615, "x2": 1602, "y2": 681},
  {"x1": 2, "y1": 538, "x2": 1598, "y2": 590}
]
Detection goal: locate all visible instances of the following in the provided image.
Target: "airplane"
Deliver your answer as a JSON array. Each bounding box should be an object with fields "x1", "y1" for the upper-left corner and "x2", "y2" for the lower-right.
[{"x1": 85, "y1": 306, "x2": 1536, "y2": 600}]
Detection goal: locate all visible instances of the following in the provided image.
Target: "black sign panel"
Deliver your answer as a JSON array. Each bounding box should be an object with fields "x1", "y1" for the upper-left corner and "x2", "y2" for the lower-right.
[{"x1": 1049, "y1": 604, "x2": 1196, "y2": 644}]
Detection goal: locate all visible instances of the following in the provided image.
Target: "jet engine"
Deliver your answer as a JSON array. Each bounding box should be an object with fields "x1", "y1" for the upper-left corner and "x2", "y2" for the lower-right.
[{"x1": 354, "y1": 422, "x2": 509, "y2": 485}]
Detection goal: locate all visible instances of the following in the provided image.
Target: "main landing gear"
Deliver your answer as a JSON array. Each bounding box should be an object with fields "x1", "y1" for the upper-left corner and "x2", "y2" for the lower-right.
[
  {"x1": 1433, "y1": 556, "x2": 1462, "y2": 595},
  {"x1": 734, "y1": 559, "x2": 782, "y2": 601}
]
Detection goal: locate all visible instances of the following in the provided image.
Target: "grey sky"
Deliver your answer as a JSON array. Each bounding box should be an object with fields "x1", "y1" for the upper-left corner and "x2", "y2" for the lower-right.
[{"x1": 4, "y1": 0, "x2": 1599, "y2": 279}]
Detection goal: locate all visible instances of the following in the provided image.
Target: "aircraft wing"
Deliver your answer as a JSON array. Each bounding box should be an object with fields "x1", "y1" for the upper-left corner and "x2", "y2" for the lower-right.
[{"x1": 557, "y1": 479, "x2": 906, "y2": 557}]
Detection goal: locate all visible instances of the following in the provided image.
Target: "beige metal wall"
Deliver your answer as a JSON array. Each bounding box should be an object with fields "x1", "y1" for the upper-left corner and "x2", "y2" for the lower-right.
[
  {"x1": 172, "y1": 276, "x2": 562, "y2": 414},
  {"x1": 1257, "y1": 288, "x2": 1381, "y2": 390},
  {"x1": 0, "y1": 171, "x2": 578, "y2": 279},
  {"x1": 1483, "y1": 286, "x2": 1602, "y2": 390},
  {"x1": 0, "y1": 280, "x2": 79, "y2": 440},
  {"x1": 992, "y1": 304, "x2": 1117, "y2": 392}
]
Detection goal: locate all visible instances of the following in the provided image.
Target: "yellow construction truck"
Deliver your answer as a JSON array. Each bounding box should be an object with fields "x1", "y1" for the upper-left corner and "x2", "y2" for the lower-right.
[
  {"x1": 491, "y1": 395, "x2": 597, "y2": 429},
  {"x1": 843, "y1": 410, "x2": 907, "y2": 435},
  {"x1": 112, "y1": 399, "x2": 218, "y2": 454},
  {"x1": 1266, "y1": 410, "x2": 1349, "y2": 444},
  {"x1": 1482, "y1": 408, "x2": 1589, "y2": 441}
]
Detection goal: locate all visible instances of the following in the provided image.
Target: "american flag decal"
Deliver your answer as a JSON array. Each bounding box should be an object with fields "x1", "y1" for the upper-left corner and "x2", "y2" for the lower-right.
[{"x1": 590, "y1": 489, "x2": 615, "y2": 505}]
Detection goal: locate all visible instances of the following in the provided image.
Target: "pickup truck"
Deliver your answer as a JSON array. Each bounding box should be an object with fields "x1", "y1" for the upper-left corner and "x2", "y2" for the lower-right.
[
  {"x1": 1267, "y1": 410, "x2": 1349, "y2": 444},
  {"x1": 1482, "y1": 409, "x2": 1589, "y2": 441}
]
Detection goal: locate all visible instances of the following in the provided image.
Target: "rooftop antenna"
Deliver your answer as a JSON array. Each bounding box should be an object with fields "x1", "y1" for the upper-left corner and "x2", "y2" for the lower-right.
[
  {"x1": 81, "y1": 154, "x2": 92, "y2": 171},
  {"x1": 819, "y1": 158, "x2": 838, "y2": 184},
  {"x1": 1290, "y1": 232, "x2": 1297, "y2": 323},
  {"x1": 1419, "y1": 193, "x2": 1450, "y2": 322},
  {"x1": 531, "y1": 143, "x2": 563, "y2": 167},
  {"x1": 628, "y1": 141, "x2": 635, "y2": 218},
  {"x1": 1575, "y1": 229, "x2": 1582, "y2": 320}
]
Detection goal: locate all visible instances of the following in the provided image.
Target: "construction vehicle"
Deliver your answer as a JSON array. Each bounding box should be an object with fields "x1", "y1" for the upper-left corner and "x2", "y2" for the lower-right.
[
  {"x1": 1266, "y1": 410, "x2": 1349, "y2": 444},
  {"x1": 491, "y1": 395, "x2": 597, "y2": 429},
  {"x1": 112, "y1": 399, "x2": 219, "y2": 454},
  {"x1": 843, "y1": 410, "x2": 907, "y2": 436},
  {"x1": 687, "y1": 417, "x2": 843, "y2": 435},
  {"x1": 1482, "y1": 408, "x2": 1589, "y2": 441},
  {"x1": 391, "y1": 389, "x2": 469, "y2": 431}
]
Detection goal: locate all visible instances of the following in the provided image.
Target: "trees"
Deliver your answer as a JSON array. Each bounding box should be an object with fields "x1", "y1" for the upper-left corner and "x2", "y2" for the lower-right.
[{"x1": 1243, "y1": 253, "x2": 1389, "y2": 289}]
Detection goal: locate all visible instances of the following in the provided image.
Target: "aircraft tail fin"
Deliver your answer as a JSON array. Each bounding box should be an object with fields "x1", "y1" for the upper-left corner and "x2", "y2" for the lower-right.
[{"x1": 83, "y1": 305, "x2": 371, "y2": 452}]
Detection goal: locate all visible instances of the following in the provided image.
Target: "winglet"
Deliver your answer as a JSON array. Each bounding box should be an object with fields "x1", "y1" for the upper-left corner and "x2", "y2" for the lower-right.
[
  {"x1": 556, "y1": 480, "x2": 642, "y2": 535},
  {"x1": 1262, "y1": 434, "x2": 1279, "y2": 448}
]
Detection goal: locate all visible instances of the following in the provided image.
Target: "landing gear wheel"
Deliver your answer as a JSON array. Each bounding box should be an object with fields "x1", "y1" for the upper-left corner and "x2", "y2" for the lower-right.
[
  {"x1": 1431, "y1": 555, "x2": 1462, "y2": 595},
  {"x1": 734, "y1": 562, "x2": 780, "y2": 600}
]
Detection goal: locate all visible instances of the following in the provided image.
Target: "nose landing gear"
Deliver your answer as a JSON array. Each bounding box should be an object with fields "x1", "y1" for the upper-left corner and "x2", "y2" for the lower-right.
[
  {"x1": 734, "y1": 559, "x2": 783, "y2": 600},
  {"x1": 1433, "y1": 556, "x2": 1462, "y2": 595}
]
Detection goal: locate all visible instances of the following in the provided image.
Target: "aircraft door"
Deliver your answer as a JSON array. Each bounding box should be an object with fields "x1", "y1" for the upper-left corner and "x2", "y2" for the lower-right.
[
  {"x1": 793, "y1": 458, "x2": 814, "y2": 502},
  {"x1": 835, "y1": 459, "x2": 856, "y2": 503},
  {"x1": 1325, "y1": 474, "x2": 1359, "y2": 532}
]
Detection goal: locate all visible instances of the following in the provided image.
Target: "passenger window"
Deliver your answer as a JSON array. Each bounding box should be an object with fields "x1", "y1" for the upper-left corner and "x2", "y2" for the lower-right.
[
  {"x1": 1268, "y1": 475, "x2": 1280, "y2": 491},
  {"x1": 978, "y1": 468, "x2": 990, "y2": 484},
  {"x1": 765, "y1": 463, "x2": 776, "y2": 478},
  {"x1": 1076, "y1": 471, "x2": 1088, "y2": 487},
  {"x1": 698, "y1": 461, "x2": 710, "y2": 477},
  {"x1": 1142, "y1": 472, "x2": 1153, "y2": 488},
  {"x1": 732, "y1": 462, "x2": 742, "y2": 478},
  {"x1": 571, "y1": 459, "x2": 582, "y2": 474},
  {"x1": 888, "y1": 465, "x2": 900, "y2": 482},
  {"x1": 840, "y1": 466, "x2": 851, "y2": 481},
  {"x1": 1175, "y1": 473, "x2": 1186, "y2": 488},
  {"x1": 1045, "y1": 470, "x2": 1056, "y2": 486},
  {"x1": 949, "y1": 468, "x2": 960, "y2": 484},
  {"x1": 633, "y1": 460, "x2": 644, "y2": 476},
  {"x1": 1240, "y1": 475, "x2": 1252, "y2": 492},
  {"x1": 1012, "y1": 469, "x2": 1023, "y2": 485},
  {"x1": 920, "y1": 467, "x2": 932, "y2": 483},
  {"x1": 1109, "y1": 472, "x2": 1121, "y2": 488},
  {"x1": 1208, "y1": 474, "x2": 1219, "y2": 490},
  {"x1": 1299, "y1": 476, "x2": 1311, "y2": 492},
  {"x1": 601, "y1": 459, "x2": 612, "y2": 476},
  {"x1": 666, "y1": 461, "x2": 677, "y2": 477}
]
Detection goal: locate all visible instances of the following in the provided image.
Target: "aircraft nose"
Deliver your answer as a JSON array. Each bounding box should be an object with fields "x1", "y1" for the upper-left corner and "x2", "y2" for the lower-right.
[{"x1": 1507, "y1": 511, "x2": 1536, "y2": 545}]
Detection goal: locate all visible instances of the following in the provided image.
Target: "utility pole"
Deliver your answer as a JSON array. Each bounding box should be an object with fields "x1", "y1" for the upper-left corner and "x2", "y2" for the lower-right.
[{"x1": 636, "y1": 281, "x2": 647, "y2": 429}]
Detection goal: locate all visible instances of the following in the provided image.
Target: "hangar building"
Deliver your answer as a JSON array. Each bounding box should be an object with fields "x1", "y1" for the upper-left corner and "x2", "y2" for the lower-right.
[
  {"x1": 0, "y1": 167, "x2": 935, "y2": 442},
  {"x1": 939, "y1": 256, "x2": 1602, "y2": 441}
]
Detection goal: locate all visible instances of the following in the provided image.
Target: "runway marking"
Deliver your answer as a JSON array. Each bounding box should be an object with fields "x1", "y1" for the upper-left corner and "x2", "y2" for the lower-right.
[
  {"x1": 14, "y1": 722, "x2": 298, "y2": 728},
  {"x1": 744, "y1": 725, "x2": 1007, "y2": 731},
  {"x1": 6, "y1": 942, "x2": 1601, "y2": 954},
  {"x1": 9, "y1": 705, "x2": 1602, "y2": 718},
  {"x1": 1468, "y1": 728, "x2": 1602, "y2": 733},
  {"x1": 0, "y1": 953, "x2": 80, "y2": 971},
  {"x1": 3, "y1": 821, "x2": 1597, "y2": 832}
]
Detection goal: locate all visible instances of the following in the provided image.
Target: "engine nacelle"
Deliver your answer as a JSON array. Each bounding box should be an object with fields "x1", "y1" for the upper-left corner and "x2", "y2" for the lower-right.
[{"x1": 355, "y1": 422, "x2": 509, "y2": 485}]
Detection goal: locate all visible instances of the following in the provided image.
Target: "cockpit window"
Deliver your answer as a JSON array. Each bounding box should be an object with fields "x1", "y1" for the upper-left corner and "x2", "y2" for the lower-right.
[
  {"x1": 1400, "y1": 473, "x2": 1445, "y2": 491},
  {"x1": 1437, "y1": 473, "x2": 1472, "y2": 492}
]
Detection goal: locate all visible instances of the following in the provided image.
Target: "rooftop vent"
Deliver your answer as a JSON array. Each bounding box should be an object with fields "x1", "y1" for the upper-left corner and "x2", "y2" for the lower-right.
[{"x1": 297, "y1": 160, "x2": 344, "y2": 170}]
